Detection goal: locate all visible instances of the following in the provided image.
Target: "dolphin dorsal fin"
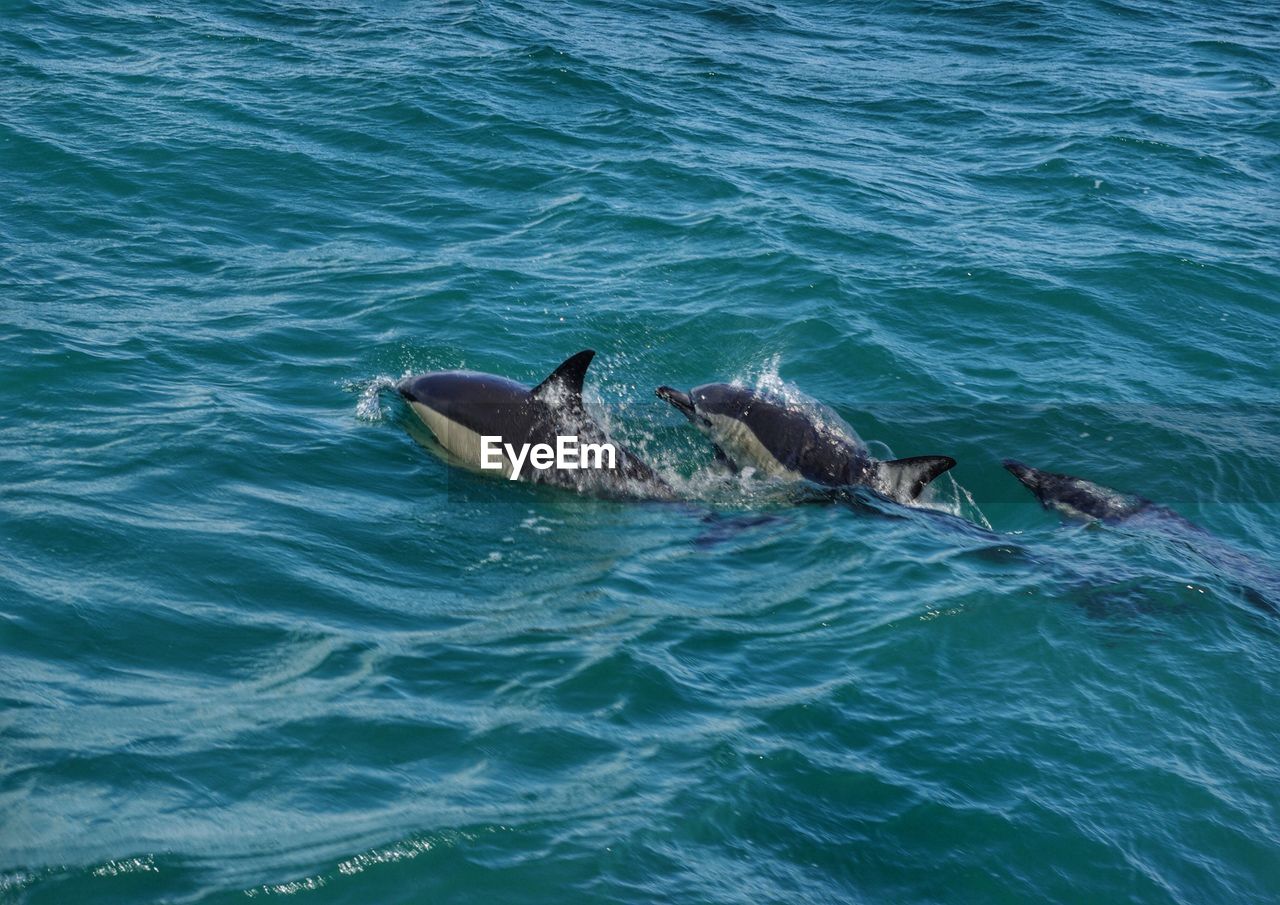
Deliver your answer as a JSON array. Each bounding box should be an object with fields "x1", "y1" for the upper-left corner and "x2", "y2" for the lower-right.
[
  {"x1": 876, "y1": 455, "x2": 956, "y2": 501},
  {"x1": 532, "y1": 349, "x2": 595, "y2": 406}
]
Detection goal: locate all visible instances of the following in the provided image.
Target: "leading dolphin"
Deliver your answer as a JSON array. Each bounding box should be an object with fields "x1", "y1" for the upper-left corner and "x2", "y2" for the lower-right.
[
  {"x1": 656, "y1": 382, "x2": 955, "y2": 504},
  {"x1": 398, "y1": 350, "x2": 672, "y2": 499}
]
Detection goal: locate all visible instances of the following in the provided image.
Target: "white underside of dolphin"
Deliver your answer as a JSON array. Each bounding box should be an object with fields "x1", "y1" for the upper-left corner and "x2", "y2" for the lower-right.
[{"x1": 405, "y1": 398, "x2": 518, "y2": 479}]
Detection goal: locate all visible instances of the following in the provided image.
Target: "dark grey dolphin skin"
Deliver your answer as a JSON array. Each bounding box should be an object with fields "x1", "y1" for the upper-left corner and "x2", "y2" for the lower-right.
[
  {"x1": 398, "y1": 350, "x2": 672, "y2": 499},
  {"x1": 656, "y1": 383, "x2": 955, "y2": 503},
  {"x1": 1002, "y1": 460, "x2": 1162, "y2": 523},
  {"x1": 1003, "y1": 459, "x2": 1280, "y2": 616}
]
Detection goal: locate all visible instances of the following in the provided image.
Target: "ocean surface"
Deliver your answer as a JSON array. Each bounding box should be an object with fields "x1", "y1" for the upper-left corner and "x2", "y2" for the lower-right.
[{"x1": 3, "y1": 0, "x2": 1279, "y2": 901}]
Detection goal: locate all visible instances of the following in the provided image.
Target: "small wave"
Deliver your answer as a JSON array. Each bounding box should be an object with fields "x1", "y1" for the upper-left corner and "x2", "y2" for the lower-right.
[
  {"x1": 242, "y1": 829, "x2": 487, "y2": 897},
  {"x1": 921, "y1": 472, "x2": 994, "y2": 527},
  {"x1": 91, "y1": 855, "x2": 160, "y2": 877}
]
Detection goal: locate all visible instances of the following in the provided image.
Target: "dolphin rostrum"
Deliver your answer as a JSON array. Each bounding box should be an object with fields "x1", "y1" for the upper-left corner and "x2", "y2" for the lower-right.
[
  {"x1": 656, "y1": 382, "x2": 955, "y2": 504},
  {"x1": 398, "y1": 350, "x2": 671, "y2": 499}
]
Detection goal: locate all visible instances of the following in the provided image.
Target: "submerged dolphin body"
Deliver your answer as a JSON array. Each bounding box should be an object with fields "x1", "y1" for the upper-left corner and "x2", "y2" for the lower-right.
[
  {"x1": 1003, "y1": 459, "x2": 1279, "y2": 616},
  {"x1": 656, "y1": 383, "x2": 955, "y2": 504},
  {"x1": 398, "y1": 350, "x2": 671, "y2": 499},
  {"x1": 1001, "y1": 460, "x2": 1173, "y2": 524}
]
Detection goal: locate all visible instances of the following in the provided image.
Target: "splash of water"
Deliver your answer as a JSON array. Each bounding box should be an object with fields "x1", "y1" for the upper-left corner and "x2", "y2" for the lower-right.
[
  {"x1": 744, "y1": 355, "x2": 865, "y2": 446},
  {"x1": 351, "y1": 376, "x2": 399, "y2": 422},
  {"x1": 918, "y1": 473, "x2": 994, "y2": 528}
]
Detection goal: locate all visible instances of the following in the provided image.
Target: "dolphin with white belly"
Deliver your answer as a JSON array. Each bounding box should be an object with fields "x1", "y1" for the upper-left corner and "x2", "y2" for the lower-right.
[
  {"x1": 398, "y1": 350, "x2": 672, "y2": 499},
  {"x1": 656, "y1": 382, "x2": 955, "y2": 503}
]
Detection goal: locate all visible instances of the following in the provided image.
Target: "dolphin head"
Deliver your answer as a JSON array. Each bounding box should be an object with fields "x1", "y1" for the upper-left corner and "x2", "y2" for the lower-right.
[
  {"x1": 657, "y1": 382, "x2": 795, "y2": 477},
  {"x1": 656, "y1": 383, "x2": 757, "y2": 425},
  {"x1": 656, "y1": 383, "x2": 766, "y2": 452},
  {"x1": 655, "y1": 386, "x2": 698, "y2": 422},
  {"x1": 399, "y1": 371, "x2": 508, "y2": 407},
  {"x1": 397, "y1": 371, "x2": 535, "y2": 429},
  {"x1": 1002, "y1": 459, "x2": 1045, "y2": 496}
]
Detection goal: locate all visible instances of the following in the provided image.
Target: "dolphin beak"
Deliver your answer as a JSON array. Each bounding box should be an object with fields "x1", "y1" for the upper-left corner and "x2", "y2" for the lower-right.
[
  {"x1": 1002, "y1": 459, "x2": 1038, "y2": 489},
  {"x1": 656, "y1": 386, "x2": 696, "y2": 421}
]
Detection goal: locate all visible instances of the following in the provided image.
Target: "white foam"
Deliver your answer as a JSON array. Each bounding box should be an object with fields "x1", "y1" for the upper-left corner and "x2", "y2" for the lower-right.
[{"x1": 351, "y1": 376, "x2": 398, "y2": 421}]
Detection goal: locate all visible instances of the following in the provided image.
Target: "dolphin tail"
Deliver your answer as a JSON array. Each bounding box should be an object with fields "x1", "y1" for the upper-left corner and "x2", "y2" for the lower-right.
[
  {"x1": 532, "y1": 349, "x2": 595, "y2": 407},
  {"x1": 875, "y1": 455, "x2": 956, "y2": 501}
]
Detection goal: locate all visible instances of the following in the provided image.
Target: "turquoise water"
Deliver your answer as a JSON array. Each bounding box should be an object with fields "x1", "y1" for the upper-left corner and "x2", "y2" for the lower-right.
[{"x1": 4, "y1": 0, "x2": 1279, "y2": 901}]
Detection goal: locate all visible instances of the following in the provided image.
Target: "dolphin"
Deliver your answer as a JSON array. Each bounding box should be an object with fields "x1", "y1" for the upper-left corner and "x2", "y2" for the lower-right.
[
  {"x1": 398, "y1": 350, "x2": 672, "y2": 499},
  {"x1": 1002, "y1": 460, "x2": 1174, "y2": 524},
  {"x1": 656, "y1": 383, "x2": 955, "y2": 504},
  {"x1": 1003, "y1": 459, "x2": 1279, "y2": 616}
]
